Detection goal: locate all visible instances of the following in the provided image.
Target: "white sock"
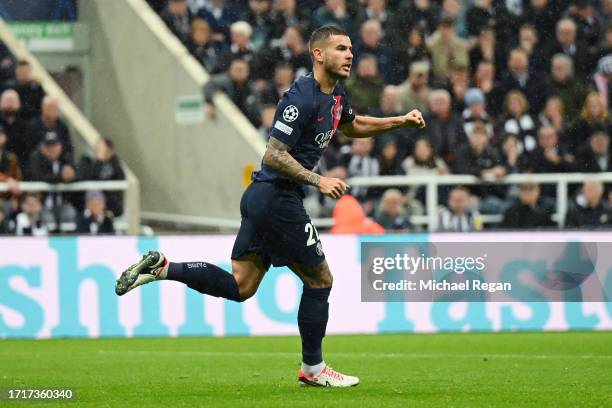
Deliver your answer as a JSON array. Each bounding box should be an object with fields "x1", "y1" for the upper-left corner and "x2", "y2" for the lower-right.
[{"x1": 301, "y1": 361, "x2": 325, "y2": 377}]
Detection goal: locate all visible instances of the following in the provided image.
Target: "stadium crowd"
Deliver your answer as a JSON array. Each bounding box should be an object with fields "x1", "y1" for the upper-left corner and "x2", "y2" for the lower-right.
[
  {"x1": 148, "y1": 0, "x2": 612, "y2": 231},
  {"x1": 0, "y1": 53, "x2": 125, "y2": 236}
]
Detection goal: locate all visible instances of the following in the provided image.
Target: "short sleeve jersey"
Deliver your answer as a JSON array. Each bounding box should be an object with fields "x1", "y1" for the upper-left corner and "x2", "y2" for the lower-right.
[{"x1": 254, "y1": 74, "x2": 356, "y2": 182}]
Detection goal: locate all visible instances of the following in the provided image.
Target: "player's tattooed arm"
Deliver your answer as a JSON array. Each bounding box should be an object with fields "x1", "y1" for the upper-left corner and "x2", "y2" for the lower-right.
[{"x1": 262, "y1": 137, "x2": 321, "y2": 186}]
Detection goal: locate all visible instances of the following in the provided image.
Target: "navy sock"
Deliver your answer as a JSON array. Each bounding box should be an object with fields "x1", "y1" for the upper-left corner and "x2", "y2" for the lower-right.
[
  {"x1": 298, "y1": 286, "x2": 331, "y2": 366},
  {"x1": 167, "y1": 262, "x2": 241, "y2": 302}
]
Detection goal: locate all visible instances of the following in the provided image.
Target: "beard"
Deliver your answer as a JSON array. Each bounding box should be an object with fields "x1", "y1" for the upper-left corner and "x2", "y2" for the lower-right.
[{"x1": 324, "y1": 60, "x2": 351, "y2": 79}]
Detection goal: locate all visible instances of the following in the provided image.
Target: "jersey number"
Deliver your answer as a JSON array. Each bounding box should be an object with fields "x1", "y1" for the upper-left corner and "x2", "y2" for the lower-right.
[{"x1": 305, "y1": 222, "x2": 320, "y2": 246}]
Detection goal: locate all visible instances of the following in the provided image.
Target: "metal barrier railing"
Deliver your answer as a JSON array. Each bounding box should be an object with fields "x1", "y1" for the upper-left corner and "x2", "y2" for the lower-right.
[{"x1": 141, "y1": 172, "x2": 612, "y2": 232}]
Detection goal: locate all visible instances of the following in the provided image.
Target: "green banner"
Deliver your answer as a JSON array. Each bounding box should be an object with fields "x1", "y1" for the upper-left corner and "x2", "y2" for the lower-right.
[{"x1": 8, "y1": 22, "x2": 75, "y2": 51}]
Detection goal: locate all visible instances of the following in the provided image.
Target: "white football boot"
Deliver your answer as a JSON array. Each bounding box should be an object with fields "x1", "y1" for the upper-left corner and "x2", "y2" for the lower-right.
[{"x1": 298, "y1": 365, "x2": 360, "y2": 387}]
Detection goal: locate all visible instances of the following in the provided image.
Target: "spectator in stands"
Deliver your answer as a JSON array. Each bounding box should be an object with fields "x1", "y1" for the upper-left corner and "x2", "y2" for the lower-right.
[
  {"x1": 331, "y1": 194, "x2": 385, "y2": 234},
  {"x1": 0, "y1": 90, "x2": 35, "y2": 170},
  {"x1": 501, "y1": 183, "x2": 554, "y2": 229},
  {"x1": 396, "y1": 27, "x2": 431, "y2": 81},
  {"x1": 78, "y1": 138, "x2": 126, "y2": 217},
  {"x1": 427, "y1": 15, "x2": 469, "y2": 84},
  {"x1": 344, "y1": 55, "x2": 385, "y2": 114},
  {"x1": 496, "y1": 91, "x2": 539, "y2": 154},
  {"x1": 500, "y1": 134, "x2": 531, "y2": 175},
  {"x1": 393, "y1": 0, "x2": 438, "y2": 40},
  {"x1": 468, "y1": 27, "x2": 504, "y2": 77},
  {"x1": 568, "y1": 0, "x2": 602, "y2": 50},
  {"x1": 204, "y1": 58, "x2": 262, "y2": 126},
  {"x1": 402, "y1": 137, "x2": 448, "y2": 178},
  {"x1": 353, "y1": 20, "x2": 395, "y2": 83},
  {"x1": 213, "y1": 21, "x2": 255, "y2": 73},
  {"x1": 398, "y1": 61, "x2": 430, "y2": 114},
  {"x1": 472, "y1": 60, "x2": 503, "y2": 118},
  {"x1": 576, "y1": 130, "x2": 611, "y2": 173},
  {"x1": 14, "y1": 193, "x2": 48, "y2": 236},
  {"x1": 402, "y1": 137, "x2": 448, "y2": 205},
  {"x1": 419, "y1": 89, "x2": 466, "y2": 165},
  {"x1": 4, "y1": 60, "x2": 45, "y2": 122},
  {"x1": 0, "y1": 125, "x2": 22, "y2": 206},
  {"x1": 593, "y1": 54, "x2": 612, "y2": 110},
  {"x1": 499, "y1": 48, "x2": 548, "y2": 115},
  {"x1": 186, "y1": 18, "x2": 222, "y2": 73},
  {"x1": 76, "y1": 191, "x2": 115, "y2": 235},
  {"x1": 462, "y1": 88, "x2": 492, "y2": 138},
  {"x1": 241, "y1": 0, "x2": 273, "y2": 51},
  {"x1": 529, "y1": 125, "x2": 575, "y2": 177},
  {"x1": 566, "y1": 180, "x2": 612, "y2": 228},
  {"x1": 343, "y1": 138, "x2": 379, "y2": 212},
  {"x1": 453, "y1": 121, "x2": 506, "y2": 213},
  {"x1": 567, "y1": 91, "x2": 611, "y2": 150},
  {"x1": 356, "y1": 0, "x2": 393, "y2": 35},
  {"x1": 0, "y1": 41, "x2": 15, "y2": 85},
  {"x1": 523, "y1": 0, "x2": 563, "y2": 46},
  {"x1": 196, "y1": 0, "x2": 240, "y2": 43},
  {"x1": 253, "y1": 25, "x2": 310, "y2": 81},
  {"x1": 259, "y1": 63, "x2": 295, "y2": 105},
  {"x1": 269, "y1": 0, "x2": 312, "y2": 41},
  {"x1": 538, "y1": 96, "x2": 567, "y2": 135},
  {"x1": 313, "y1": 0, "x2": 354, "y2": 38},
  {"x1": 547, "y1": 54, "x2": 586, "y2": 123},
  {"x1": 446, "y1": 63, "x2": 469, "y2": 112},
  {"x1": 547, "y1": 18, "x2": 594, "y2": 78},
  {"x1": 160, "y1": 0, "x2": 193, "y2": 44},
  {"x1": 465, "y1": 0, "x2": 513, "y2": 50},
  {"x1": 30, "y1": 95, "x2": 73, "y2": 162},
  {"x1": 437, "y1": 186, "x2": 482, "y2": 232},
  {"x1": 517, "y1": 24, "x2": 548, "y2": 73},
  {"x1": 374, "y1": 188, "x2": 412, "y2": 232},
  {"x1": 26, "y1": 131, "x2": 77, "y2": 226},
  {"x1": 367, "y1": 85, "x2": 413, "y2": 154}
]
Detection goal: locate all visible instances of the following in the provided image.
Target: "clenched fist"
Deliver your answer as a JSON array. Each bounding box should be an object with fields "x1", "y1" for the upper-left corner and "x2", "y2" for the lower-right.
[
  {"x1": 403, "y1": 109, "x2": 426, "y2": 129},
  {"x1": 318, "y1": 176, "x2": 350, "y2": 199}
]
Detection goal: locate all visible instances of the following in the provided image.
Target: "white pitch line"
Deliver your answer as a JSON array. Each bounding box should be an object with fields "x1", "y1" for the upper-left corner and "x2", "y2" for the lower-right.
[
  {"x1": 2, "y1": 350, "x2": 610, "y2": 360},
  {"x1": 84, "y1": 350, "x2": 612, "y2": 360}
]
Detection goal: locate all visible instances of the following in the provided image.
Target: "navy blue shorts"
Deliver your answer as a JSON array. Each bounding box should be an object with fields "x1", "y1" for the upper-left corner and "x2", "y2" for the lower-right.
[{"x1": 231, "y1": 181, "x2": 325, "y2": 270}]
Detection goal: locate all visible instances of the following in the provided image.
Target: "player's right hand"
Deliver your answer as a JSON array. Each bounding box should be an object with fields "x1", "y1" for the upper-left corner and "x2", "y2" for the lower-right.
[{"x1": 318, "y1": 177, "x2": 350, "y2": 199}]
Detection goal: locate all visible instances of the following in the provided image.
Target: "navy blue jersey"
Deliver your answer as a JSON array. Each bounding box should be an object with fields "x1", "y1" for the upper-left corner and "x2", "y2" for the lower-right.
[{"x1": 254, "y1": 74, "x2": 355, "y2": 182}]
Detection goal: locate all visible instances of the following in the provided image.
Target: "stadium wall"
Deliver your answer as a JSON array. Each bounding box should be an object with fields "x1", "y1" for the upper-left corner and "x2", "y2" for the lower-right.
[
  {"x1": 78, "y1": 0, "x2": 265, "y2": 219},
  {"x1": 1, "y1": 233, "x2": 611, "y2": 339}
]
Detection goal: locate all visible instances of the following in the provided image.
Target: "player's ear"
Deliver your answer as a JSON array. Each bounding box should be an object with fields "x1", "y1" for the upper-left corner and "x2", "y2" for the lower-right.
[{"x1": 311, "y1": 47, "x2": 324, "y2": 64}]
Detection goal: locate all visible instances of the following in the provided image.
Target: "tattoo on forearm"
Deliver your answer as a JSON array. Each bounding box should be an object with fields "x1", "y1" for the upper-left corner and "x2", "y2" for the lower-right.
[{"x1": 263, "y1": 137, "x2": 320, "y2": 186}]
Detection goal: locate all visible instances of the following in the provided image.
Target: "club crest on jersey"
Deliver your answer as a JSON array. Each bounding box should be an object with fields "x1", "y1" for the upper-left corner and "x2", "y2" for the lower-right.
[{"x1": 282, "y1": 105, "x2": 299, "y2": 122}]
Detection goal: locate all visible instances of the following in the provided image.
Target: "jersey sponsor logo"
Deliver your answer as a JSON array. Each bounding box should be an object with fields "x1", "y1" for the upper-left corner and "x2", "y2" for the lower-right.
[
  {"x1": 274, "y1": 120, "x2": 294, "y2": 135},
  {"x1": 314, "y1": 129, "x2": 335, "y2": 149},
  {"x1": 282, "y1": 105, "x2": 299, "y2": 122}
]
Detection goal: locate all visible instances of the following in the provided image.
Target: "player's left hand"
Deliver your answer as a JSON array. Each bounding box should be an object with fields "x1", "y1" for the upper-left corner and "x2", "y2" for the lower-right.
[{"x1": 403, "y1": 109, "x2": 426, "y2": 129}]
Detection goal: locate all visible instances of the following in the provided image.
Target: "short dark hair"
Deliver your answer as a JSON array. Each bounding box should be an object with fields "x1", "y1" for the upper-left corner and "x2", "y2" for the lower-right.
[{"x1": 308, "y1": 25, "x2": 349, "y2": 55}]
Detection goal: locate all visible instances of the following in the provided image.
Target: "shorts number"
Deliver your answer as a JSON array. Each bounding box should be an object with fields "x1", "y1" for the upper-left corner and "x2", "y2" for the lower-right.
[{"x1": 305, "y1": 222, "x2": 320, "y2": 246}]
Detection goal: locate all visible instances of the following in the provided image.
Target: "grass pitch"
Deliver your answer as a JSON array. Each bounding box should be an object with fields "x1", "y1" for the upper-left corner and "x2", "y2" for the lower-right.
[{"x1": 1, "y1": 332, "x2": 611, "y2": 407}]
